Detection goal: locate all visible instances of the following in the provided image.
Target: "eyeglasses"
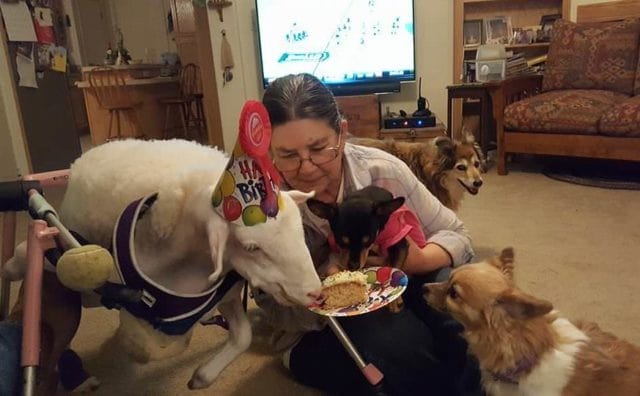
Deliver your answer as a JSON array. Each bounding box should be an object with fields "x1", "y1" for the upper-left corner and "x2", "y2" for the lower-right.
[{"x1": 273, "y1": 133, "x2": 342, "y2": 172}]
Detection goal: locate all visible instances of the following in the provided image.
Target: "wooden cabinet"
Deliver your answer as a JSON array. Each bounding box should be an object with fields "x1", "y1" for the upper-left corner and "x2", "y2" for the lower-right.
[
  {"x1": 336, "y1": 94, "x2": 446, "y2": 141},
  {"x1": 379, "y1": 125, "x2": 447, "y2": 142},
  {"x1": 168, "y1": 0, "x2": 224, "y2": 148},
  {"x1": 451, "y1": 0, "x2": 570, "y2": 138}
]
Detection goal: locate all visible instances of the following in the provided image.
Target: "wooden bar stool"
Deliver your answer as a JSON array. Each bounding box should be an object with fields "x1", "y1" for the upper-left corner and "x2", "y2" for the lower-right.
[
  {"x1": 160, "y1": 63, "x2": 206, "y2": 141},
  {"x1": 88, "y1": 67, "x2": 143, "y2": 141}
]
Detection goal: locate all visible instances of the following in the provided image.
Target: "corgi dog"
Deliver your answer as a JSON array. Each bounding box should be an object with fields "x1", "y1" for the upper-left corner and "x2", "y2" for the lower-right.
[
  {"x1": 424, "y1": 248, "x2": 640, "y2": 396},
  {"x1": 350, "y1": 134, "x2": 484, "y2": 212}
]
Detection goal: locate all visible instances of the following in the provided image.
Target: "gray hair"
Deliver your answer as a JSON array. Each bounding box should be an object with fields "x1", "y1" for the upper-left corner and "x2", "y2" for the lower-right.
[{"x1": 262, "y1": 73, "x2": 342, "y2": 134}]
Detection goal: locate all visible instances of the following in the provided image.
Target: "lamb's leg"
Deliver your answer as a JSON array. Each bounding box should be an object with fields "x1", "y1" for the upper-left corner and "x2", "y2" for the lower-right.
[{"x1": 187, "y1": 282, "x2": 251, "y2": 389}]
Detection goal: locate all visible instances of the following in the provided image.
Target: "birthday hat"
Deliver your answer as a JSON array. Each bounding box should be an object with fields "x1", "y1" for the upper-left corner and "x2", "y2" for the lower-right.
[{"x1": 212, "y1": 101, "x2": 284, "y2": 226}]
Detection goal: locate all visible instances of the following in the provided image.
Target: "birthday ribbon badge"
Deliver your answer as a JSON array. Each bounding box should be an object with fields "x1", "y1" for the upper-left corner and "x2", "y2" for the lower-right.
[{"x1": 212, "y1": 100, "x2": 284, "y2": 226}]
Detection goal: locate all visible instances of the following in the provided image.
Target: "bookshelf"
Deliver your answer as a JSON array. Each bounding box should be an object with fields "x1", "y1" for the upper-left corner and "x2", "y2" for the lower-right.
[{"x1": 451, "y1": 0, "x2": 570, "y2": 138}]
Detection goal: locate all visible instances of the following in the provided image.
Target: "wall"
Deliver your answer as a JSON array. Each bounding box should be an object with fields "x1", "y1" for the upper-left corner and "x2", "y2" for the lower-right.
[
  {"x1": 570, "y1": 0, "x2": 617, "y2": 20},
  {"x1": 0, "y1": 36, "x2": 29, "y2": 179},
  {"x1": 206, "y1": 0, "x2": 453, "y2": 151},
  {"x1": 108, "y1": 0, "x2": 176, "y2": 63}
]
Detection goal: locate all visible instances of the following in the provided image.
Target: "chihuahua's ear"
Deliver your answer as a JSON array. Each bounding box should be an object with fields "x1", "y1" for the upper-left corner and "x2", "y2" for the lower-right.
[
  {"x1": 497, "y1": 289, "x2": 553, "y2": 320},
  {"x1": 489, "y1": 247, "x2": 515, "y2": 279},
  {"x1": 375, "y1": 197, "x2": 405, "y2": 217},
  {"x1": 306, "y1": 199, "x2": 338, "y2": 220}
]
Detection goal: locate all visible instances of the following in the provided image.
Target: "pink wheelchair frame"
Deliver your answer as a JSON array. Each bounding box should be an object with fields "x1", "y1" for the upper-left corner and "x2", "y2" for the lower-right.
[{"x1": 1, "y1": 169, "x2": 71, "y2": 396}]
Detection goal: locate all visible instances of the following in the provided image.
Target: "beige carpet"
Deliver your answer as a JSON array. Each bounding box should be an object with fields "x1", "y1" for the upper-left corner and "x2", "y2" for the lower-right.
[{"x1": 2, "y1": 158, "x2": 640, "y2": 395}]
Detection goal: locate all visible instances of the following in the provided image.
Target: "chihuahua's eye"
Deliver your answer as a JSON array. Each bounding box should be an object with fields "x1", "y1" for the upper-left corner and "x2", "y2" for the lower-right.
[
  {"x1": 474, "y1": 161, "x2": 480, "y2": 168},
  {"x1": 456, "y1": 164, "x2": 467, "y2": 171},
  {"x1": 448, "y1": 286, "x2": 458, "y2": 299},
  {"x1": 244, "y1": 244, "x2": 260, "y2": 252}
]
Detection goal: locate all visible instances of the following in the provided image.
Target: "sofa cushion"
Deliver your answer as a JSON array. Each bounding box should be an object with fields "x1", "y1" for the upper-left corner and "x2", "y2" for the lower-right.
[
  {"x1": 504, "y1": 90, "x2": 628, "y2": 134},
  {"x1": 600, "y1": 96, "x2": 640, "y2": 137},
  {"x1": 542, "y1": 18, "x2": 640, "y2": 95}
]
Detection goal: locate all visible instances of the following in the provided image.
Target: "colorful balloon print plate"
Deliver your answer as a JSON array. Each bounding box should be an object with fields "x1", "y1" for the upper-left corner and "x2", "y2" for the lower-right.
[{"x1": 308, "y1": 267, "x2": 409, "y2": 317}]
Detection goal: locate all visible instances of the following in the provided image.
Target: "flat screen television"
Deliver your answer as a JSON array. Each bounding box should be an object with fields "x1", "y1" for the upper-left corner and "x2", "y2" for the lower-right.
[{"x1": 255, "y1": 0, "x2": 415, "y2": 96}]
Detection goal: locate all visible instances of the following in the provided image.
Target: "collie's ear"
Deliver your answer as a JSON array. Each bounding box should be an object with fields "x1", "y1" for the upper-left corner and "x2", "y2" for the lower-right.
[
  {"x1": 375, "y1": 197, "x2": 405, "y2": 217},
  {"x1": 433, "y1": 137, "x2": 456, "y2": 170},
  {"x1": 489, "y1": 247, "x2": 515, "y2": 279},
  {"x1": 497, "y1": 289, "x2": 553, "y2": 320},
  {"x1": 306, "y1": 198, "x2": 338, "y2": 221}
]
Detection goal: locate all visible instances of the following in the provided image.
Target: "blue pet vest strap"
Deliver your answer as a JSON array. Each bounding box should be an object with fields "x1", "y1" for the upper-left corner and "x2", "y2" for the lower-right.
[{"x1": 112, "y1": 194, "x2": 243, "y2": 335}]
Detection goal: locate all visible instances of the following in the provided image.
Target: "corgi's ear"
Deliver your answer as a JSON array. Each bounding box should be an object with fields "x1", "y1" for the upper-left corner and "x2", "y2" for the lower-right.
[
  {"x1": 489, "y1": 247, "x2": 515, "y2": 279},
  {"x1": 375, "y1": 197, "x2": 405, "y2": 217},
  {"x1": 306, "y1": 199, "x2": 338, "y2": 220},
  {"x1": 497, "y1": 289, "x2": 553, "y2": 320}
]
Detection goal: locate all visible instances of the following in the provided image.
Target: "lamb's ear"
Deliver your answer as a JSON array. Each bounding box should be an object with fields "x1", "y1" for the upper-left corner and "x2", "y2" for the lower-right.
[
  {"x1": 306, "y1": 198, "x2": 338, "y2": 221},
  {"x1": 497, "y1": 289, "x2": 553, "y2": 320},
  {"x1": 206, "y1": 215, "x2": 229, "y2": 283},
  {"x1": 286, "y1": 190, "x2": 316, "y2": 204},
  {"x1": 489, "y1": 247, "x2": 515, "y2": 279},
  {"x1": 150, "y1": 184, "x2": 186, "y2": 239},
  {"x1": 375, "y1": 197, "x2": 405, "y2": 217}
]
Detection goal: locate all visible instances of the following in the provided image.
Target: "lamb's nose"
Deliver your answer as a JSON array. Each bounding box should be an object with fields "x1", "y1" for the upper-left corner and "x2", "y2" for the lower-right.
[
  {"x1": 307, "y1": 290, "x2": 323, "y2": 300},
  {"x1": 473, "y1": 180, "x2": 483, "y2": 187}
]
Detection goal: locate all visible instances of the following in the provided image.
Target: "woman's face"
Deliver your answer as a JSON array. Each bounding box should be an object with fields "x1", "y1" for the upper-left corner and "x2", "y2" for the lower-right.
[{"x1": 271, "y1": 119, "x2": 345, "y2": 199}]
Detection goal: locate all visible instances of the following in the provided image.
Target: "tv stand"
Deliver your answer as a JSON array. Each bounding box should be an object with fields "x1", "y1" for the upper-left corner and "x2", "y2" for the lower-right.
[{"x1": 335, "y1": 94, "x2": 446, "y2": 142}]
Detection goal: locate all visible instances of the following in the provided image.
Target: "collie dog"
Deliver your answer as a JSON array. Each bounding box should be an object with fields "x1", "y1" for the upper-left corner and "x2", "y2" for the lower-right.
[
  {"x1": 350, "y1": 134, "x2": 484, "y2": 212},
  {"x1": 424, "y1": 248, "x2": 640, "y2": 396}
]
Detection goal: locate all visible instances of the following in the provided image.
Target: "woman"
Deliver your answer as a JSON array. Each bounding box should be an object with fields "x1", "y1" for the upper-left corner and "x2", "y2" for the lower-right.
[{"x1": 257, "y1": 73, "x2": 480, "y2": 395}]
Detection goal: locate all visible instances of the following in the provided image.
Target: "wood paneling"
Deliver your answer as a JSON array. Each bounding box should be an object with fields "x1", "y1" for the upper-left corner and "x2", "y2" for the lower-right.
[
  {"x1": 168, "y1": 0, "x2": 223, "y2": 147},
  {"x1": 577, "y1": 0, "x2": 640, "y2": 22},
  {"x1": 173, "y1": 0, "x2": 196, "y2": 34},
  {"x1": 193, "y1": 4, "x2": 223, "y2": 148},
  {"x1": 335, "y1": 95, "x2": 380, "y2": 138}
]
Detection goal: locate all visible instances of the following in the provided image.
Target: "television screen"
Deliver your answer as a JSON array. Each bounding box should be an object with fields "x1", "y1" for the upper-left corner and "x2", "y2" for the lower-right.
[{"x1": 255, "y1": 0, "x2": 415, "y2": 96}]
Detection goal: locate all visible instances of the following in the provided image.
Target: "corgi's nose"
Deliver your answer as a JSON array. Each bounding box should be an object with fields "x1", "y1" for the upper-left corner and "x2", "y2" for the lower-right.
[{"x1": 473, "y1": 180, "x2": 483, "y2": 187}]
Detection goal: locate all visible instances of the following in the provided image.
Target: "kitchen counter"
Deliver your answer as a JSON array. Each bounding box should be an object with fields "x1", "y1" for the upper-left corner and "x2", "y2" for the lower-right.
[
  {"x1": 77, "y1": 66, "x2": 180, "y2": 145},
  {"x1": 75, "y1": 76, "x2": 178, "y2": 89}
]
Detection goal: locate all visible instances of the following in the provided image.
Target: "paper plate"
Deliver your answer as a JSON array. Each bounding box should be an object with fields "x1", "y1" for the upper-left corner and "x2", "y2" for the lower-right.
[{"x1": 308, "y1": 267, "x2": 408, "y2": 317}]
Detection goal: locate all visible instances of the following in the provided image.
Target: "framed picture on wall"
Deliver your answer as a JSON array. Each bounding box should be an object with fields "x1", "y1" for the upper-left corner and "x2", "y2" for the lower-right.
[
  {"x1": 485, "y1": 16, "x2": 512, "y2": 45},
  {"x1": 463, "y1": 19, "x2": 483, "y2": 47}
]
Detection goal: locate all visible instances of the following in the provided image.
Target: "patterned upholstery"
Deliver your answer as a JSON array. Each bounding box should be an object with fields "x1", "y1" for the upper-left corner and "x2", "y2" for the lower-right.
[
  {"x1": 600, "y1": 96, "x2": 640, "y2": 137},
  {"x1": 543, "y1": 18, "x2": 640, "y2": 95},
  {"x1": 504, "y1": 90, "x2": 628, "y2": 134}
]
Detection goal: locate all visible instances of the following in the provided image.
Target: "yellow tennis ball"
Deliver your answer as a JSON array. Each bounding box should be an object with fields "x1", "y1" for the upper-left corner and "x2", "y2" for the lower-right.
[{"x1": 57, "y1": 245, "x2": 114, "y2": 292}]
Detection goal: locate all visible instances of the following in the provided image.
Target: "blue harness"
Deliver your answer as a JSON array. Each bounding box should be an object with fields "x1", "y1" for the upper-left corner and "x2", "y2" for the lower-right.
[{"x1": 111, "y1": 194, "x2": 242, "y2": 336}]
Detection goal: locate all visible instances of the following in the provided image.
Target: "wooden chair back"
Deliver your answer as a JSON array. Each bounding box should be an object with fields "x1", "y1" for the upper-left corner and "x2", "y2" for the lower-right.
[
  {"x1": 179, "y1": 63, "x2": 202, "y2": 98},
  {"x1": 88, "y1": 67, "x2": 136, "y2": 109}
]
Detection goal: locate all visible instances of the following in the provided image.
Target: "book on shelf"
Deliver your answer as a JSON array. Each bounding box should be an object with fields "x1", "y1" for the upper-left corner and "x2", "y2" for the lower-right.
[{"x1": 505, "y1": 52, "x2": 530, "y2": 78}]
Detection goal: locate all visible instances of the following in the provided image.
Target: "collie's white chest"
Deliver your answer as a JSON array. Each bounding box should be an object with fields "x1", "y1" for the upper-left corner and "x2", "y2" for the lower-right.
[{"x1": 482, "y1": 318, "x2": 589, "y2": 396}]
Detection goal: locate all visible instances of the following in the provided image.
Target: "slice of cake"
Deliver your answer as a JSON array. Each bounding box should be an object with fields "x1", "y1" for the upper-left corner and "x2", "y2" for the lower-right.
[{"x1": 321, "y1": 271, "x2": 369, "y2": 309}]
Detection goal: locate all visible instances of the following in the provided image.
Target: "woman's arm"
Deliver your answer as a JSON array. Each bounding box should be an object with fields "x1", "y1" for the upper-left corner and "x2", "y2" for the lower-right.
[{"x1": 402, "y1": 238, "x2": 452, "y2": 275}]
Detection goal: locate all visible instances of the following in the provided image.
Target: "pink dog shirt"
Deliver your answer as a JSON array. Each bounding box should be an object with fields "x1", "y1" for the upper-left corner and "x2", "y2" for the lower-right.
[{"x1": 328, "y1": 204, "x2": 428, "y2": 259}]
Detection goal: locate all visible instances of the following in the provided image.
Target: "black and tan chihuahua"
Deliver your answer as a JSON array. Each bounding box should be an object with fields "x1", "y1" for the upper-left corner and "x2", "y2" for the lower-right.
[{"x1": 307, "y1": 185, "x2": 408, "y2": 271}]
